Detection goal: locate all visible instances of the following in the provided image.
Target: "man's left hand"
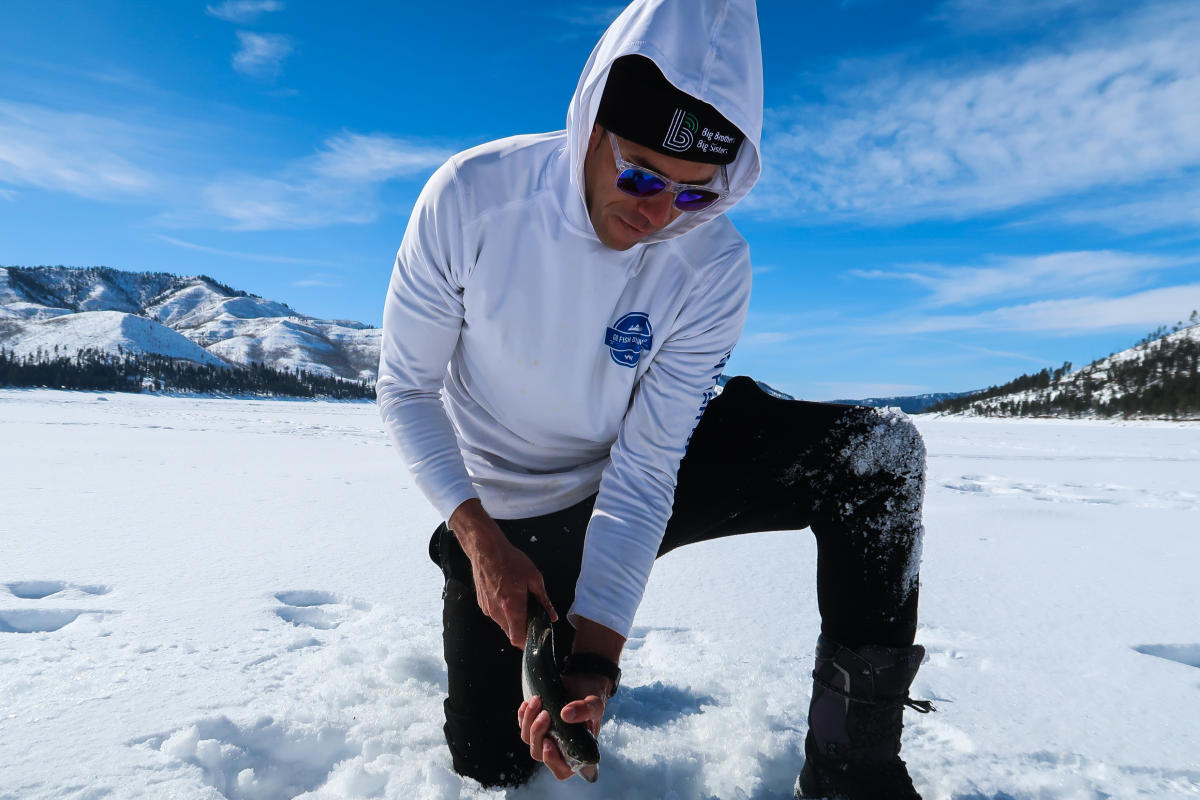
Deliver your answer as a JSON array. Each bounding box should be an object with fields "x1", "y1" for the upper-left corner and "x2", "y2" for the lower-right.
[{"x1": 517, "y1": 672, "x2": 611, "y2": 780}]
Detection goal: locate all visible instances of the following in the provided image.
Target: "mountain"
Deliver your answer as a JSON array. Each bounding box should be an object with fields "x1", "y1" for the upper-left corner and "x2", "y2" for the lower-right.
[
  {"x1": 0, "y1": 266, "x2": 380, "y2": 382},
  {"x1": 830, "y1": 391, "x2": 974, "y2": 414},
  {"x1": 929, "y1": 316, "x2": 1200, "y2": 418}
]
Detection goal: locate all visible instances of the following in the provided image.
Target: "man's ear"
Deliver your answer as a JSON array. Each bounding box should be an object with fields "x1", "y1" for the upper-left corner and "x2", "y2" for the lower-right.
[{"x1": 588, "y1": 124, "x2": 605, "y2": 152}]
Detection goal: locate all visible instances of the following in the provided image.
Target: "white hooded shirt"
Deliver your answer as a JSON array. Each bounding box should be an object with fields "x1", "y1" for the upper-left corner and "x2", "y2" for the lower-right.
[{"x1": 377, "y1": 0, "x2": 763, "y2": 639}]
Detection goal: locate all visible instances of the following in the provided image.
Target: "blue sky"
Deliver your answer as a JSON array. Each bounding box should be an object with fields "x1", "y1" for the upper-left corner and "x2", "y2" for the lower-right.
[{"x1": 2, "y1": 0, "x2": 1198, "y2": 400}]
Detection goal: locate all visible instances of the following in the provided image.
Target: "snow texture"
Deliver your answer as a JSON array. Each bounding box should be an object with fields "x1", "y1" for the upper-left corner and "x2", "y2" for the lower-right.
[{"x1": 1, "y1": 389, "x2": 1198, "y2": 799}]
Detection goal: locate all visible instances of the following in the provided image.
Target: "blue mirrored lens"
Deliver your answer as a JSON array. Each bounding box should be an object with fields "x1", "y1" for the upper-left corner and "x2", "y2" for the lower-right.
[
  {"x1": 616, "y1": 169, "x2": 666, "y2": 197},
  {"x1": 675, "y1": 189, "x2": 719, "y2": 212}
]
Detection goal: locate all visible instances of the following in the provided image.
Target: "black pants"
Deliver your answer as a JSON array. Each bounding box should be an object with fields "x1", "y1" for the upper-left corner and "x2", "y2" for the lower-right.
[{"x1": 428, "y1": 376, "x2": 926, "y2": 787}]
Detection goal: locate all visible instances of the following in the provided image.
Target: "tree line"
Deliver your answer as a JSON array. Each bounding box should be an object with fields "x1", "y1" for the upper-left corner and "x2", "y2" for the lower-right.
[
  {"x1": 0, "y1": 347, "x2": 375, "y2": 400},
  {"x1": 929, "y1": 318, "x2": 1200, "y2": 418}
]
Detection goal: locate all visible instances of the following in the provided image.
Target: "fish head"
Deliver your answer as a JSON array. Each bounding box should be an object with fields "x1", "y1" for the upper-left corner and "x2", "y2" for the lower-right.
[{"x1": 551, "y1": 729, "x2": 600, "y2": 782}]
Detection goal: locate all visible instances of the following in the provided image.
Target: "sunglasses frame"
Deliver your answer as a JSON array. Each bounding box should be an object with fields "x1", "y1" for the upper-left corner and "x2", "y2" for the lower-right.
[{"x1": 608, "y1": 132, "x2": 726, "y2": 213}]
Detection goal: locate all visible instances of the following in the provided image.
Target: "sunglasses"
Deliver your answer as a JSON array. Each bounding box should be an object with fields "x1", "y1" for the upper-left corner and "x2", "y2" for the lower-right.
[{"x1": 608, "y1": 133, "x2": 726, "y2": 212}]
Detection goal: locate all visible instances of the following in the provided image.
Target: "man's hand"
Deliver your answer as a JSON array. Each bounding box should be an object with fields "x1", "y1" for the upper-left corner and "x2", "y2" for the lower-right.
[
  {"x1": 517, "y1": 672, "x2": 611, "y2": 780},
  {"x1": 449, "y1": 498, "x2": 556, "y2": 647}
]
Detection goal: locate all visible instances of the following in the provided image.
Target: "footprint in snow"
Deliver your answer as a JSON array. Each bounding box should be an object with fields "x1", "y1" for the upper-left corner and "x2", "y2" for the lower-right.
[
  {"x1": 0, "y1": 581, "x2": 114, "y2": 633},
  {"x1": 140, "y1": 715, "x2": 360, "y2": 799},
  {"x1": 1133, "y1": 644, "x2": 1200, "y2": 669},
  {"x1": 272, "y1": 590, "x2": 371, "y2": 631},
  {"x1": 5, "y1": 580, "x2": 111, "y2": 599}
]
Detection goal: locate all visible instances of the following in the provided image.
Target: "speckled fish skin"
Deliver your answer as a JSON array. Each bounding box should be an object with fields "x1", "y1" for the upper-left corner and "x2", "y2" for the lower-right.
[{"x1": 521, "y1": 595, "x2": 601, "y2": 782}]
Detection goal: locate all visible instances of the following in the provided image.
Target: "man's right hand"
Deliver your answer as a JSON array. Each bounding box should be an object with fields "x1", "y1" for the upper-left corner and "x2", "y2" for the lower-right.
[{"x1": 449, "y1": 498, "x2": 557, "y2": 648}]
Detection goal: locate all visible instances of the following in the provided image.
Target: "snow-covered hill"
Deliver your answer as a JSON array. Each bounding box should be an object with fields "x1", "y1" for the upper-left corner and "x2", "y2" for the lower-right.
[
  {"x1": 0, "y1": 266, "x2": 381, "y2": 381},
  {"x1": 933, "y1": 319, "x2": 1200, "y2": 418},
  {"x1": 1, "y1": 310, "x2": 228, "y2": 367}
]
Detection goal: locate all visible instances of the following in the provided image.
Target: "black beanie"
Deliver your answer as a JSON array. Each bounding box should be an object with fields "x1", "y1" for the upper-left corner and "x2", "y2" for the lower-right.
[{"x1": 595, "y1": 55, "x2": 744, "y2": 166}]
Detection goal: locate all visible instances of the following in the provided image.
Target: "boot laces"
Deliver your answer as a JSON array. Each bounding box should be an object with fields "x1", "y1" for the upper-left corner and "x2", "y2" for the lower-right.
[{"x1": 811, "y1": 673, "x2": 937, "y2": 714}]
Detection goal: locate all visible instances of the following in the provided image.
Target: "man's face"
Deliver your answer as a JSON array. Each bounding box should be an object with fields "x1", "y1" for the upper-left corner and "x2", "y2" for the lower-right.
[{"x1": 583, "y1": 124, "x2": 720, "y2": 251}]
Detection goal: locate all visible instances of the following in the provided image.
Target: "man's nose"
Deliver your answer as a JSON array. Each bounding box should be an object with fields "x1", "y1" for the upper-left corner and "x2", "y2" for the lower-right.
[{"x1": 637, "y1": 191, "x2": 675, "y2": 228}]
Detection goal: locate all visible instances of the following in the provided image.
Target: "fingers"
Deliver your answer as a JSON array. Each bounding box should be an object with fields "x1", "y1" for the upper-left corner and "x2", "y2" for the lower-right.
[
  {"x1": 518, "y1": 695, "x2": 539, "y2": 751},
  {"x1": 531, "y1": 577, "x2": 558, "y2": 623},
  {"x1": 541, "y1": 736, "x2": 574, "y2": 780},
  {"x1": 504, "y1": 594, "x2": 528, "y2": 652},
  {"x1": 517, "y1": 696, "x2": 575, "y2": 781},
  {"x1": 562, "y1": 696, "x2": 606, "y2": 736}
]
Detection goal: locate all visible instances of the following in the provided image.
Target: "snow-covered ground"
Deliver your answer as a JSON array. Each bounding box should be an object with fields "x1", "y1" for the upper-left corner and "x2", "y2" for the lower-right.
[{"x1": 1, "y1": 389, "x2": 1198, "y2": 800}]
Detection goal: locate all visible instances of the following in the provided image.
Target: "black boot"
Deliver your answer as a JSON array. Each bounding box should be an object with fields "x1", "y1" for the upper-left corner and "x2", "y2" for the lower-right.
[{"x1": 795, "y1": 635, "x2": 934, "y2": 800}]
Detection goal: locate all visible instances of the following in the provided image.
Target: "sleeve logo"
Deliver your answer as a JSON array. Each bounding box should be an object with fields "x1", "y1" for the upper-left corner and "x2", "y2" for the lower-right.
[
  {"x1": 662, "y1": 108, "x2": 699, "y2": 153},
  {"x1": 604, "y1": 312, "x2": 654, "y2": 368}
]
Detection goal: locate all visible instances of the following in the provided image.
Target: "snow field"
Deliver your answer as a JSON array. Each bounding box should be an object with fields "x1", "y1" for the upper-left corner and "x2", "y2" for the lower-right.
[{"x1": 1, "y1": 390, "x2": 1198, "y2": 799}]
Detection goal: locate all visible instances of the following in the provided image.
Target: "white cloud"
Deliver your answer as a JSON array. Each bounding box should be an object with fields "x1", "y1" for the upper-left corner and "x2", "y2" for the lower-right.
[
  {"x1": 1048, "y1": 187, "x2": 1200, "y2": 234},
  {"x1": 854, "y1": 251, "x2": 1194, "y2": 308},
  {"x1": 0, "y1": 188, "x2": 17, "y2": 201},
  {"x1": 544, "y1": 5, "x2": 624, "y2": 29},
  {"x1": 292, "y1": 273, "x2": 344, "y2": 288},
  {"x1": 206, "y1": 0, "x2": 284, "y2": 24},
  {"x1": 953, "y1": 343, "x2": 1052, "y2": 365},
  {"x1": 202, "y1": 132, "x2": 450, "y2": 230},
  {"x1": 932, "y1": 0, "x2": 1106, "y2": 32},
  {"x1": 233, "y1": 31, "x2": 293, "y2": 80},
  {"x1": 0, "y1": 100, "x2": 156, "y2": 199},
  {"x1": 309, "y1": 133, "x2": 450, "y2": 182},
  {"x1": 155, "y1": 235, "x2": 337, "y2": 266},
  {"x1": 875, "y1": 283, "x2": 1200, "y2": 336},
  {"x1": 752, "y1": 2, "x2": 1200, "y2": 227}
]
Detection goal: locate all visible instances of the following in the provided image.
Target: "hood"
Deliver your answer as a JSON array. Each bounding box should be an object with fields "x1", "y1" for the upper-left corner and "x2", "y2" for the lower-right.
[{"x1": 565, "y1": 0, "x2": 763, "y2": 245}]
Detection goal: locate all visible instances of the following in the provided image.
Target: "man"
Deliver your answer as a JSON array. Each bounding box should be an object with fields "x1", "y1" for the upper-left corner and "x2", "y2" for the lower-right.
[{"x1": 377, "y1": 1, "x2": 932, "y2": 797}]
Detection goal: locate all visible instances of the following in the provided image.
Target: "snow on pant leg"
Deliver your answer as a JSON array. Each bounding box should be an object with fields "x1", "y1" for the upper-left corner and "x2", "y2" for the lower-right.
[
  {"x1": 804, "y1": 400, "x2": 925, "y2": 648},
  {"x1": 430, "y1": 497, "x2": 595, "y2": 786},
  {"x1": 663, "y1": 376, "x2": 925, "y2": 648}
]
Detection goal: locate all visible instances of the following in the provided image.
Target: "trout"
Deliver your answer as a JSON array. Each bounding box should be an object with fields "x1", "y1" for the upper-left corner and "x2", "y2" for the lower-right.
[{"x1": 521, "y1": 595, "x2": 601, "y2": 782}]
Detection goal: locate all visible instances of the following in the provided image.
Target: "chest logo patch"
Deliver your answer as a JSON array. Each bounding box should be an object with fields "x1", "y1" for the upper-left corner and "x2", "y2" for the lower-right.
[{"x1": 605, "y1": 312, "x2": 653, "y2": 368}]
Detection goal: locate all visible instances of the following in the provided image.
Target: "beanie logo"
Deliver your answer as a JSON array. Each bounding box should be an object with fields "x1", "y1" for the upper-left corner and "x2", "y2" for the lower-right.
[{"x1": 663, "y1": 108, "x2": 699, "y2": 153}]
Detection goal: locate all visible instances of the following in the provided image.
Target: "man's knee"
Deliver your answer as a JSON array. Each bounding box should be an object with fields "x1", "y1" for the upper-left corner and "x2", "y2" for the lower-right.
[
  {"x1": 835, "y1": 407, "x2": 926, "y2": 484},
  {"x1": 443, "y1": 699, "x2": 538, "y2": 787},
  {"x1": 805, "y1": 406, "x2": 926, "y2": 537}
]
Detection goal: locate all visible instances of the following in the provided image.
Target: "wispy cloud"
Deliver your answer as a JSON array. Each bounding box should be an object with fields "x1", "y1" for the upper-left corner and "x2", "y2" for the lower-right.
[
  {"x1": 202, "y1": 131, "x2": 451, "y2": 230},
  {"x1": 155, "y1": 235, "x2": 337, "y2": 266},
  {"x1": 854, "y1": 251, "x2": 1194, "y2": 308},
  {"x1": 233, "y1": 31, "x2": 292, "y2": 80},
  {"x1": 1047, "y1": 187, "x2": 1200, "y2": 234},
  {"x1": 206, "y1": 0, "x2": 284, "y2": 24},
  {"x1": 741, "y1": 331, "x2": 799, "y2": 347},
  {"x1": 752, "y1": 2, "x2": 1200, "y2": 228},
  {"x1": 0, "y1": 99, "x2": 156, "y2": 199},
  {"x1": 0, "y1": 188, "x2": 17, "y2": 201},
  {"x1": 952, "y1": 343, "x2": 1054, "y2": 366},
  {"x1": 931, "y1": 0, "x2": 1109, "y2": 32},
  {"x1": 543, "y1": 5, "x2": 624, "y2": 28},
  {"x1": 872, "y1": 283, "x2": 1200, "y2": 337},
  {"x1": 292, "y1": 273, "x2": 344, "y2": 288}
]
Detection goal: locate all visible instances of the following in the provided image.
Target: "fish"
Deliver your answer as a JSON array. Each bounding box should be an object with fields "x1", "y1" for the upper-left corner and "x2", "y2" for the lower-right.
[{"x1": 521, "y1": 594, "x2": 602, "y2": 782}]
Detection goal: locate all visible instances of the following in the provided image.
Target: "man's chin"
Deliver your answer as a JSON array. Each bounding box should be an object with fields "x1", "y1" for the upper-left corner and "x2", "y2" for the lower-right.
[{"x1": 609, "y1": 217, "x2": 650, "y2": 249}]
